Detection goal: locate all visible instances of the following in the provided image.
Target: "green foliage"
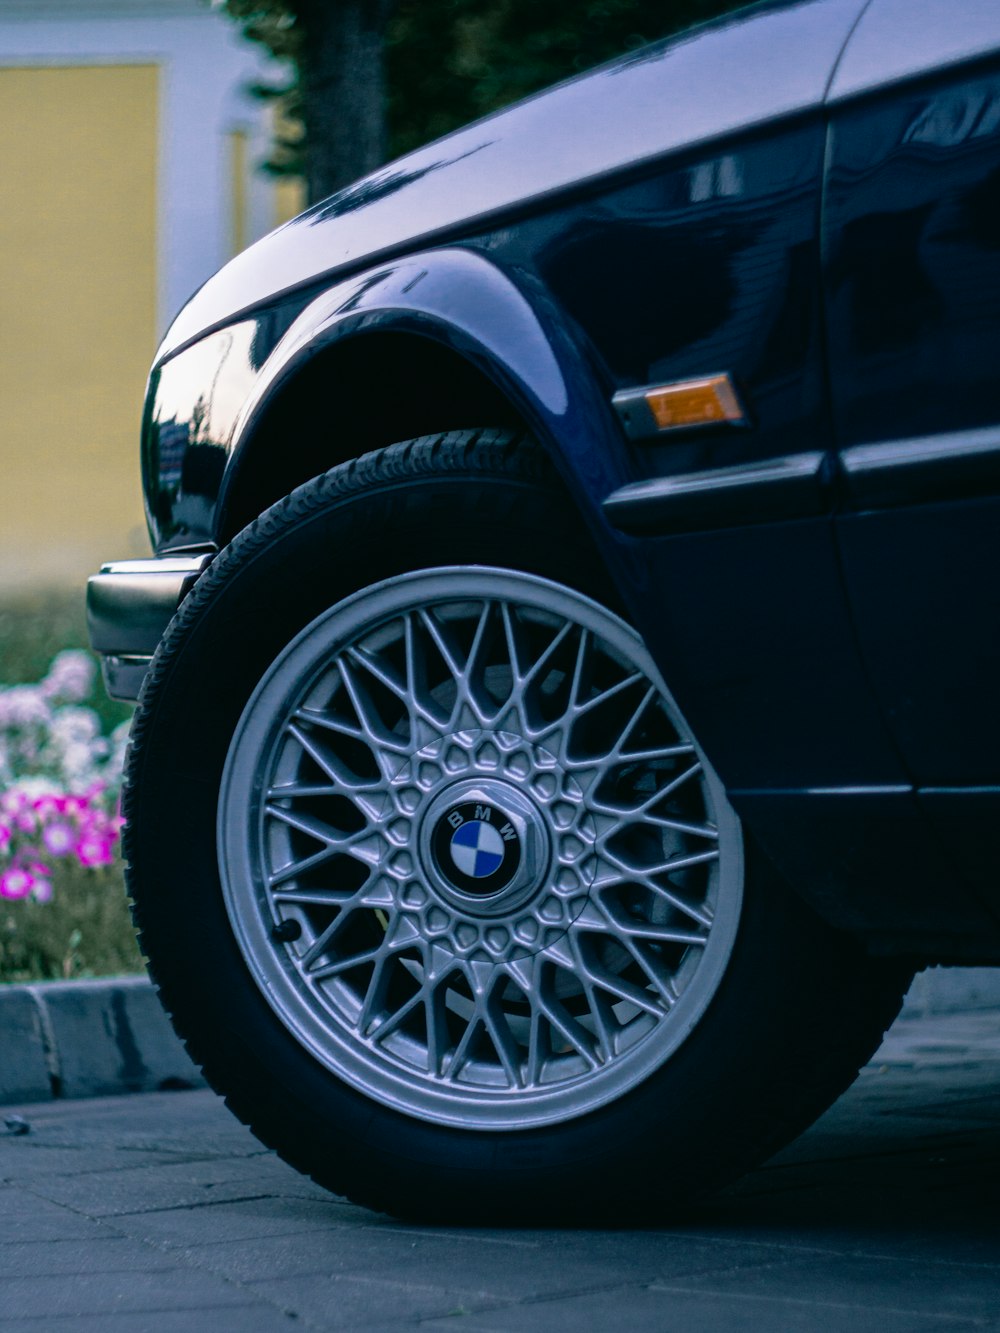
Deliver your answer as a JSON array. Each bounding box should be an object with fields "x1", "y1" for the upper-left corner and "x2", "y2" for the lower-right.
[
  {"x1": 215, "y1": 1, "x2": 304, "y2": 175},
  {"x1": 0, "y1": 856, "x2": 142, "y2": 983},
  {"x1": 216, "y1": 0, "x2": 300, "y2": 62},
  {"x1": 0, "y1": 591, "x2": 132, "y2": 737}
]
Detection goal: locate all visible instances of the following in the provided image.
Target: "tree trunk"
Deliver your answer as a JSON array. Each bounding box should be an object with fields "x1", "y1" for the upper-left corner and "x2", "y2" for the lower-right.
[{"x1": 297, "y1": 0, "x2": 395, "y2": 204}]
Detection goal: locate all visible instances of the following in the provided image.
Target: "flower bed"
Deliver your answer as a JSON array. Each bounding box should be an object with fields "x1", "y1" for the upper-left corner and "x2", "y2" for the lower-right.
[{"x1": 0, "y1": 648, "x2": 142, "y2": 982}]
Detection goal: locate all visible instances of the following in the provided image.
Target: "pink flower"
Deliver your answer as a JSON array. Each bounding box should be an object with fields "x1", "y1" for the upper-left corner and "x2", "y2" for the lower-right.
[
  {"x1": 0, "y1": 821, "x2": 11, "y2": 853},
  {"x1": 42, "y1": 821, "x2": 76, "y2": 856},
  {"x1": 0, "y1": 867, "x2": 34, "y2": 900},
  {"x1": 2, "y1": 790, "x2": 30, "y2": 816},
  {"x1": 33, "y1": 793, "x2": 68, "y2": 818},
  {"x1": 76, "y1": 836, "x2": 113, "y2": 868},
  {"x1": 30, "y1": 875, "x2": 53, "y2": 903}
]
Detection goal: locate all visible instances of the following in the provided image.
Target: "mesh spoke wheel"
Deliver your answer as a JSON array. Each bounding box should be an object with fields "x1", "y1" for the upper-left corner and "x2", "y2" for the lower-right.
[
  {"x1": 128, "y1": 433, "x2": 912, "y2": 1218},
  {"x1": 220, "y1": 568, "x2": 742, "y2": 1129}
]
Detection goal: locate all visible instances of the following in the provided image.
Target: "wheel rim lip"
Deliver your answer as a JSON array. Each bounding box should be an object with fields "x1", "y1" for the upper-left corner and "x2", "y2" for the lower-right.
[{"x1": 218, "y1": 566, "x2": 743, "y2": 1131}]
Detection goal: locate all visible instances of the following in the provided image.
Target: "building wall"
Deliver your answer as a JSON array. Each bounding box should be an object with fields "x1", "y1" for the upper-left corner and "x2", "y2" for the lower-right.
[{"x1": 0, "y1": 0, "x2": 297, "y2": 590}]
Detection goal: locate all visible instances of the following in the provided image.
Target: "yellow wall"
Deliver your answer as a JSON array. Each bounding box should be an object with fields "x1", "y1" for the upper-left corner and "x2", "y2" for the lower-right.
[
  {"x1": 274, "y1": 172, "x2": 306, "y2": 227},
  {"x1": 0, "y1": 64, "x2": 158, "y2": 588},
  {"x1": 229, "y1": 127, "x2": 249, "y2": 255},
  {"x1": 271, "y1": 101, "x2": 307, "y2": 227}
]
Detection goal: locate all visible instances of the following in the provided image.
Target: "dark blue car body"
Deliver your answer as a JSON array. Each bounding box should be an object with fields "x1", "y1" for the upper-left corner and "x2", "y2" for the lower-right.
[{"x1": 102, "y1": 0, "x2": 1000, "y2": 963}]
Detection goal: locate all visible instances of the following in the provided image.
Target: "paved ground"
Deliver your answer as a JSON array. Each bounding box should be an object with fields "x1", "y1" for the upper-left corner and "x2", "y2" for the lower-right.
[{"x1": 1, "y1": 1009, "x2": 998, "y2": 1332}]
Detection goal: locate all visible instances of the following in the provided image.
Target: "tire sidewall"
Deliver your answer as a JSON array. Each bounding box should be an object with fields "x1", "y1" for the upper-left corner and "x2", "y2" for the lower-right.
[{"x1": 127, "y1": 444, "x2": 902, "y2": 1217}]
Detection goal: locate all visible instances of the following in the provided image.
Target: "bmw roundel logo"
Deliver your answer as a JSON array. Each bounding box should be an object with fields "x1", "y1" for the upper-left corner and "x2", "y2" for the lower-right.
[
  {"x1": 450, "y1": 819, "x2": 506, "y2": 879},
  {"x1": 432, "y1": 801, "x2": 521, "y2": 895}
]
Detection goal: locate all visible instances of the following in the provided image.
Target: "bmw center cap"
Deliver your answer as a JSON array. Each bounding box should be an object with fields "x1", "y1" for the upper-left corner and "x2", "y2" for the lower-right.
[{"x1": 432, "y1": 801, "x2": 521, "y2": 896}]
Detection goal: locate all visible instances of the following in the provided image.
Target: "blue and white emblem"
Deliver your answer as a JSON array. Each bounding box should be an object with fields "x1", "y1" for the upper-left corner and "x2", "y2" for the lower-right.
[
  {"x1": 431, "y1": 799, "x2": 521, "y2": 895},
  {"x1": 450, "y1": 819, "x2": 506, "y2": 879}
]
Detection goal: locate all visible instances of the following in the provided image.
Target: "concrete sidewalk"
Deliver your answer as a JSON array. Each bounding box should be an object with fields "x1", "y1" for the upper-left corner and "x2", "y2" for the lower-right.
[{"x1": 0, "y1": 1005, "x2": 998, "y2": 1331}]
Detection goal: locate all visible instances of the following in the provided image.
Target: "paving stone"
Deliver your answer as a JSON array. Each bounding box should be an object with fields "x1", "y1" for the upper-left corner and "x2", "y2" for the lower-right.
[
  {"x1": 111, "y1": 1195, "x2": 358, "y2": 1247},
  {"x1": 652, "y1": 1253, "x2": 1000, "y2": 1322},
  {"x1": 0, "y1": 1008, "x2": 997, "y2": 1330},
  {"x1": 26, "y1": 1154, "x2": 321, "y2": 1218},
  {"x1": 0, "y1": 1237, "x2": 177, "y2": 1278},
  {"x1": 195, "y1": 1225, "x2": 791, "y2": 1297},
  {"x1": 0, "y1": 1188, "x2": 104, "y2": 1242},
  {"x1": 678, "y1": 1220, "x2": 1000, "y2": 1270},
  {"x1": 0, "y1": 1269, "x2": 255, "y2": 1319},
  {"x1": 1, "y1": 1087, "x2": 258, "y2": 1155},
  {"x1": 237, "y1": 1270, "x2": 492, "y2": 1329},
  {"x1": 418, "y1": 1282, "x2": 984, "y2": 1332},
  {"x1": 0, "y1": 1145, "x2": 213, "y2": 1182},
  {"x1": 0, "y1": 1313, "x2": 297, "y2": 1333}
]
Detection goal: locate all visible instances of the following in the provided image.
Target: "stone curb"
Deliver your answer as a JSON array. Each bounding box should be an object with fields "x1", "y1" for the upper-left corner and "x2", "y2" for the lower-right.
[
  {"x1": 901, "y1": 964, "x2": 1000, "y2": 1018},
  {"x1": 0, "y1": 966, "x2": 997, "y2": 1107},
  {"x1": 0, "y1": 974, "x2": 204, "y2": 1106}
]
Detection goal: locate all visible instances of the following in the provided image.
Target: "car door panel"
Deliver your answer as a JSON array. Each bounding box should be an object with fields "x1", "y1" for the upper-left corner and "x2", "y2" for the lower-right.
[{"x1": 824, "y1": 23, "x2": 1000, "y2": 903}]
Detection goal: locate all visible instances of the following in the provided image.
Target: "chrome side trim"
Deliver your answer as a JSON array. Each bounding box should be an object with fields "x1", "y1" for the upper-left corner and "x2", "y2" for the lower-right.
[
  {"x1": 603, "y1": 452, "x2": 828, "y2": 534},
  {"x1": 604, "y1": 427, "x2": 1000, "y2": 536},
  {"x1": 840, "y1": 427, "x2": 1000, "y2": 509}
]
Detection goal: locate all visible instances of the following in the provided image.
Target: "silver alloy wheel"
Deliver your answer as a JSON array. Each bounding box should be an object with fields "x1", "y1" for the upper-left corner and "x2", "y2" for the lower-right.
[{"x1": 219, "y1": 568, "x2": 742, "y2": 1129}]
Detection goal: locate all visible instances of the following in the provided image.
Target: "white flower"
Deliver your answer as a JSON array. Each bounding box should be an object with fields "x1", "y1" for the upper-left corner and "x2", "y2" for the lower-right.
[
  {"x1": 59, "y1": 741, "x2": 100, "y2": 786},
  {"x1": 49, "y1": 707, "x2": 101, "y2": 745},
  {"x1": 0, "y1": 685, "x2": 51, "y2": 728},
  {"x1": 8, "y1": 777, "x2": 59, "y2": 799},
  {"x1": 40, "y1": 650, "x2": 95, "y2": 704}
]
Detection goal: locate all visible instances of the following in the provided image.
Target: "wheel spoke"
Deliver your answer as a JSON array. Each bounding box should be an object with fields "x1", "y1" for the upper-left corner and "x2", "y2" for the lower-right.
[
  {"x1": 568, "y1": 931, "x2": 664, "y2": 1018},
  {"x1": 369, "y1": 967, "x2": 427, "y2": 1042},
  {"x1": 273, "y1": 886, "x2": 376, "y2": 909},
  {"x1": 265, "y1": 802, "x2": 372, "y2": 848},
  {"x1": 484, "y1": 989, "x2": 525, "y2": 1089},
  {"x1": 535, "y1": 990, "x2": 600, "y2": 1069},
  {"x1": 284, "y1": 722, "x2": 385, "y2": 795},
  {"x1": 446, "y1": 1009, "x2": 485, "y2": 1082},
  {"x1": 610, "y1": 848, "x2": 720, "y2": 879},
  {"x1": 268, "y1": 844, "x2": 374, "y2": 889}
]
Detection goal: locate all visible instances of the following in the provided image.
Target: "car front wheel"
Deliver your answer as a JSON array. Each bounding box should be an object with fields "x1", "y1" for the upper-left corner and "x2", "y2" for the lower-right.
[{"x1": 124, "y1": 429, "x2": 911, "y2": 1220}]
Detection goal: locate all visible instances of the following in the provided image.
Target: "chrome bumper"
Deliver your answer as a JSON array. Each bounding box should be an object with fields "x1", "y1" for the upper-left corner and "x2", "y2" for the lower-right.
[{"x1": 86, "y1": 554, "x2": 213, "y2": 701}]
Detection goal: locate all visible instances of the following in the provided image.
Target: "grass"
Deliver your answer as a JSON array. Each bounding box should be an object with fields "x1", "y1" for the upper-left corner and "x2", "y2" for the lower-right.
[{"x1": 0, "y1": 589, "x2": 143, "y2": 983}]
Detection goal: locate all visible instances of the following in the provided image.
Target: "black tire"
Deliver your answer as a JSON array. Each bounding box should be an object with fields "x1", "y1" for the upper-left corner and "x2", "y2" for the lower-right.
[{"x1": 124, "y1": 429, "x2": 911, "y2": 1222}]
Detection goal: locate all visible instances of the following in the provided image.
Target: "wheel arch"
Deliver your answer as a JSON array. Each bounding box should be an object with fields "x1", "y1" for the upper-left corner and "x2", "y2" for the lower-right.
[
  {"x1": 213, "y1": 248, "x2": 635, "y2": 558},
  {"x1": 218, "y1": 328, "x2": 522, "y2": 544}
]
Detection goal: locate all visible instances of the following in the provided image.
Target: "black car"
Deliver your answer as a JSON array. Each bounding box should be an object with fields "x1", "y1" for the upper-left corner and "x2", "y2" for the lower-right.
[{"x1": 88, "y1": 0, "x2": 1000, "y2": 1220}]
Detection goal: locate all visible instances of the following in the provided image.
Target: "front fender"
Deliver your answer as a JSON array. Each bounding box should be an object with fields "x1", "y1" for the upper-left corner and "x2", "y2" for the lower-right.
[{"x1": 217, "y1": 247, "x2": 637, "y2": 558}]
